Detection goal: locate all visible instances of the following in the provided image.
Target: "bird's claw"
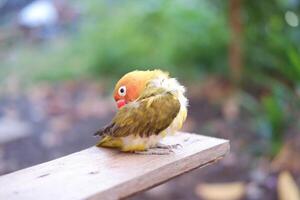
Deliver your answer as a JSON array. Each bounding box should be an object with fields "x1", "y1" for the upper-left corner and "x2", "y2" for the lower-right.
[
  {"x1": 134, "y1": 148, "x2": 174, "y2": 155},
  {"x1": 133, "y1": 142, "x2": 183, "y2": 155},
  {"x1": 156, "y1": 142, "x2": 183, "y2": 150}
]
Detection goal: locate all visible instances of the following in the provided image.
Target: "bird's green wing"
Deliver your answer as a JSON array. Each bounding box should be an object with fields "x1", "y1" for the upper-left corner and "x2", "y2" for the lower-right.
[{"x1": 95, "y1": 88, "x2": 180, "y2": 138}]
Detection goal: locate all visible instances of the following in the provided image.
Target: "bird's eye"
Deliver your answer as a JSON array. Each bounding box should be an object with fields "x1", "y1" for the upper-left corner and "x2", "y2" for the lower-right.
[{"x1": 118, "y1": 86, "x2": 126, "y2": 96}]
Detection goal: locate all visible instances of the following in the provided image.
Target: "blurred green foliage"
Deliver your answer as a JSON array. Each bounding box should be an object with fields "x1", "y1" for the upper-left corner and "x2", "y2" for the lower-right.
[
  {"x1": 3, "y1": 0, "x2": 299, "y2": 85},
  {"x1": 262, "y1": 88, "x2": 286, "y2": 156},
  {"x1": 243, "y1": 0, "x2": 300, "y2": 87},
  {"x1": 1, "y1": 0, "x2": 228, "y2": 82},
  {"x1": 241, "y1": 1, "x2": 300, "y2": 156},
  {"x1": 75, "y1": 0, "x2": 229, "y2": 79}
]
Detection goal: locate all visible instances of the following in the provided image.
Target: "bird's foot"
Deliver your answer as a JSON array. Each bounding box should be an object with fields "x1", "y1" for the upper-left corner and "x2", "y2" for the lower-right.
[
  {"x1": 134, "y1": 148, "x2": 173, "y2": 155},
  {"x1": 156, "y1": 142, "x2": 183, "y2": 150}
]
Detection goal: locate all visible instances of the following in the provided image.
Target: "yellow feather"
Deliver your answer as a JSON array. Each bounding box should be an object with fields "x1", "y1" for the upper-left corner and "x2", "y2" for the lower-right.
[
  {"x1": 146, "y1": 97, "x2": 154, "y2": 108},
  {"x1": 179, "y1": 109, "x2": 188, "y2": 129},
  {"x1": 97, "y1": 136, "x2": 123, "y2": 148},
  {"x1": 160, "y1": 130, "x2": 168, "y2": 137},
  {"x1": 121, "y1": 143, "x2": 146, "y2": 152}
]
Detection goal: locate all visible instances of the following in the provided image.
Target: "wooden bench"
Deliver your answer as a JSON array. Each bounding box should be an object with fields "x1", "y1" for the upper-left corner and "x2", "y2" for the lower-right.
[{"x1": 0, "y1": 132, "x2": 229, "y2": 200}]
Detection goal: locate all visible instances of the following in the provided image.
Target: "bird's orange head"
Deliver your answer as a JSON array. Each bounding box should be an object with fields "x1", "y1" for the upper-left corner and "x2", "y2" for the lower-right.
[{"x1": 113, "y1": 70, "x2": 168, "y2": 109}]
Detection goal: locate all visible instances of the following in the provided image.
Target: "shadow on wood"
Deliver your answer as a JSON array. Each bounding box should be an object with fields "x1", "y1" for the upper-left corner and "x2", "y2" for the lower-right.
[{"x1": 0, "y1": 132, "x2": 229, "y2": 200}]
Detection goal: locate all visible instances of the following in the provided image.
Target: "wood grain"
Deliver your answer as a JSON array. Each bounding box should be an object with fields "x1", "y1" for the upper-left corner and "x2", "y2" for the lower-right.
[{"x1": 0, "y1": 132, "x2": 229, "y2": 200}]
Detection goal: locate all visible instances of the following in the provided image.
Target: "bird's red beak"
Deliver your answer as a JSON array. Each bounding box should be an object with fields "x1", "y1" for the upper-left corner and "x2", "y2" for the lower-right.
[{"x1": 116, "y1": 99, "x2": 126, "y2": 109}]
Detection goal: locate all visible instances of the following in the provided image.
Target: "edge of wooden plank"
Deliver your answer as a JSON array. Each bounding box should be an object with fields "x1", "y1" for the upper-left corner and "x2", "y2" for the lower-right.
[{"x1": 89, "y1": 136, "x2": 229, "y2": 199}]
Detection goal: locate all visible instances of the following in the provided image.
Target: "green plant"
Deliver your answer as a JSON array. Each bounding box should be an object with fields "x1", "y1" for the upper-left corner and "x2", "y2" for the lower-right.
[
  {"x1": 262, "y1": 95, "x2": 284, "y2": 156},
  {"x1": 75, "y1": 0, "x2": 229, "y2": 79}
]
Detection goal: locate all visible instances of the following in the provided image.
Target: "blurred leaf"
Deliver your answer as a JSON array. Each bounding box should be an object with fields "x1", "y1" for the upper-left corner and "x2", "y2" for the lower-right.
[
  {"x1": 262, "y1": 96, "x2": 283, "y2": 133},
  {"x1": 195, "y1": 182, "x2": 246, "y2": 200},
  {"x1": 278, "y1": 171, "x2": 300, "y2": 200},
  {"x1": 287, "y1": 48, "x2": 300, "y2": 82},
  {"x1": 261, "y1": 86, "x2": 289, "y2": 156}
]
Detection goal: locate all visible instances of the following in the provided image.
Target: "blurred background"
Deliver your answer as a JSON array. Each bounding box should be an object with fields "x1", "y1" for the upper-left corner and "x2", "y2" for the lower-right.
[{"x1": 0, "y1": 0, "x2": 300, "y2": 199}]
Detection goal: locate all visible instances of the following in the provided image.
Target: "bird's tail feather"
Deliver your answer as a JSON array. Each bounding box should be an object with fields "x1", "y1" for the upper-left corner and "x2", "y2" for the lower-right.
[
  {"x1": 94, "y1": 128, "x2": 105, "y2": 136},
  {"x1": 93, "y1": 123, "x2": 114, "y2": 136},
  {"x1": 96, "y1": 135, "x2": 122, "y2": 148}
]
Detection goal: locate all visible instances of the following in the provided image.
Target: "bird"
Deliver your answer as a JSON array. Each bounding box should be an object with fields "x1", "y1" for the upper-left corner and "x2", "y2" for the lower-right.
[{"x1": 94, "y1": 69, "x2": 188, "y2": 154}]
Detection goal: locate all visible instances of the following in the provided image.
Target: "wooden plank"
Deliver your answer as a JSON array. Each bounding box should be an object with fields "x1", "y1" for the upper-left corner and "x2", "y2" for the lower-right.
[{"x1": 0, "y1": 132, "x2": 229, "y2": 200}]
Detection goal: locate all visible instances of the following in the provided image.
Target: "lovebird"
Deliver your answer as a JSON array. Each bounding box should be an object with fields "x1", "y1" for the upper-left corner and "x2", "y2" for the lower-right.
[{"x1": 94, "y1": 69, "x2": 188, "y2": 154}]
